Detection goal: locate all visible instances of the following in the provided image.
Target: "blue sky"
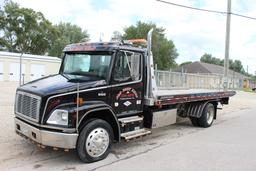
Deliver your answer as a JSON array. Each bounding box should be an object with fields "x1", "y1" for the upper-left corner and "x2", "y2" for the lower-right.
[
  {"x1": 90, "y1": 0, "x2": 109, "y2": 10},
  {"x1": 8, "y1": 0, "x2": 256, "y2": 74}
]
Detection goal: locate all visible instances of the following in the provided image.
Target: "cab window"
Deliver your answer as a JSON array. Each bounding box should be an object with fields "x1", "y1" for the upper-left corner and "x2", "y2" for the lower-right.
[{"x1": 112, "y1": 51, "x2": 142, "y2": 83}]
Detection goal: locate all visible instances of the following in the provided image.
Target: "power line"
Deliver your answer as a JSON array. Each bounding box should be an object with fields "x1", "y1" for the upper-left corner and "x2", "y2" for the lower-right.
[
  {"x1": 231, "y1": 13, "x2": 256, "y2": 20},
  {"x1": 157, "y1": 0, "x2": 226, "y2": 15},
  {"x1": 156, "y1": 0, "x2": 256, "y2": 20}
]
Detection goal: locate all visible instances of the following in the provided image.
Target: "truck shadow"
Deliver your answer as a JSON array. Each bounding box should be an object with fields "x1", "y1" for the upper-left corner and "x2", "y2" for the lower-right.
[{"x1": 6, "y1": 121, "x2": 201, "y2": 170}]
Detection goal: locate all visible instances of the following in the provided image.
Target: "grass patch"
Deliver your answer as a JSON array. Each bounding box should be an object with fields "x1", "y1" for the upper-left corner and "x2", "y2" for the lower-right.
[{"x1": 243, "y1": 88, "x2": 255, "y2": 93}]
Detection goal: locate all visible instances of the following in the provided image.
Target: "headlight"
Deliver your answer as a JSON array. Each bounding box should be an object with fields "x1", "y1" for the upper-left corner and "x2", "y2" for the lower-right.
[{"x1": 47, "y1": 109, "x2": 69, "y2": 126}]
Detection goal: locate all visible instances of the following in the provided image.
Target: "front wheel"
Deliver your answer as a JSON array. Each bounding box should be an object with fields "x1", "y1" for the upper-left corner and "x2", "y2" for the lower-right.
[{"x1": 77, "y1": 119, "x2": 114, "y2": 163}]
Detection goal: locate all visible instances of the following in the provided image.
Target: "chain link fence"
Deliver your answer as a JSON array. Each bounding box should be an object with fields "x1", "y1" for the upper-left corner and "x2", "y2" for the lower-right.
[{"x1": 155, "y1": 70, "x2": 243, "y2": 90}]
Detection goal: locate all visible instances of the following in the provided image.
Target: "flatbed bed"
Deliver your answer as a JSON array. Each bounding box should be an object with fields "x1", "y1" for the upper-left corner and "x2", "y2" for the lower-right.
[{"x1": 154, "y1": 89, "x2": 236, "y2": 105}]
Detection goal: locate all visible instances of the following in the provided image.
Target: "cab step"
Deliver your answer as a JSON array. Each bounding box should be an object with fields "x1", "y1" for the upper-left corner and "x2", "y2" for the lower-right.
[
  {"x1": 121, "y1": 128, "x2": 151, "y2": 141},
  {"x1": 118, "y1": 116, "x2": 143, "y2": 127}
]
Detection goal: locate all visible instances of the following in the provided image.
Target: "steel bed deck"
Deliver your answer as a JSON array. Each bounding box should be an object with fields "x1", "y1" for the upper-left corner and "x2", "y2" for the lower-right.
[{"x1": 154, "y1": 89, "x2": 236, "y2": 105}]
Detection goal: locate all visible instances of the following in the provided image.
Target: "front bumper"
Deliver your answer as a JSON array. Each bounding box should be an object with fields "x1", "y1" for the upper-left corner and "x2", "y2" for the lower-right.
[{"x1": 15, "y1": 118, "x2": 78, "y2": 149}]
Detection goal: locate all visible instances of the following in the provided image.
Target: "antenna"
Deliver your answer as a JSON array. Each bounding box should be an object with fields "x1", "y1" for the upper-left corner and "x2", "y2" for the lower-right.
[
  {"x1": 99, "y1": 33, "x2": 104, "y2": 42},
  {"x1": 76, "y1": 82, "x2": 79, "y2": 131}
]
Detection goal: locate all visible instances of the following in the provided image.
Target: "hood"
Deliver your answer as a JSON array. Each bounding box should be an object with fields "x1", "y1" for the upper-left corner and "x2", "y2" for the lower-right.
[{"x1": 17, "y1": 74, "x2": 107, "y2": 96}]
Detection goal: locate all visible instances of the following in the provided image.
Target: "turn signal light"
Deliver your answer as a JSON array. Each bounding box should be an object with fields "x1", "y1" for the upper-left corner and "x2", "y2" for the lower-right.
[{"x1": 76, "y1": 97, "x2": 84, "y2": 106}]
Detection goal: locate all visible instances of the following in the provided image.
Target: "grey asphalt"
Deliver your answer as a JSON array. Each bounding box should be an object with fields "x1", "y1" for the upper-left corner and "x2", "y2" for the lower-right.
[
  {"x1": 0, "y1": 83, "x2": 256, "y2": 171},
  {"x1": 97, "y1": 107, "x2": 256, "y2": 171}
]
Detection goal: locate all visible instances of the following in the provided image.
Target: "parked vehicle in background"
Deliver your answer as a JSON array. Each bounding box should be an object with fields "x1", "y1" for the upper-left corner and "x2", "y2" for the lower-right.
[{"x1": 14, "y1": 29, "x2": 235, "y2": 163}]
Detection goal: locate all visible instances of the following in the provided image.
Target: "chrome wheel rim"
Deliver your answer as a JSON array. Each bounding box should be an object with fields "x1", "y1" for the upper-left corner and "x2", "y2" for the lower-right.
[
  {"x1": 86, "y1": 128, "x2": 109, "y2": 158},
  {"x1": 206, "y1": 107, "x2": 214, "y2": 125}
]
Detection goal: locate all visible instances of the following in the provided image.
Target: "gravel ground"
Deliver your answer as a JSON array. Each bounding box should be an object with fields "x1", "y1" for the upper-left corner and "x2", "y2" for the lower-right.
[{"x1": 0, "y1": 82, "x2": 255, "y2": 171}]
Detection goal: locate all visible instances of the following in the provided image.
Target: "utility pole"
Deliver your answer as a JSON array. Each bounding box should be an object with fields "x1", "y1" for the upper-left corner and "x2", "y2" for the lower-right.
[
  {"x1": 19, "y1": 53, "x2": 23, "y2": 86},
  {"x1": 223, "y1": 0, "x2": 232, "y2": 91}
]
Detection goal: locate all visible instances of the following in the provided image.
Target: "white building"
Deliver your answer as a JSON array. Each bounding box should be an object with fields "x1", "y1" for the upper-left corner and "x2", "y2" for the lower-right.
[{"x1": 0, "y1": 51, "x2": 61, "y2": 83}]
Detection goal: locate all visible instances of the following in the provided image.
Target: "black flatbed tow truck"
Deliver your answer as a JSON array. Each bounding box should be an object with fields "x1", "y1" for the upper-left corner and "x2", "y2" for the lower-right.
[{"x1": 14, "y1": 29, "x2": 235, "y2": 163}]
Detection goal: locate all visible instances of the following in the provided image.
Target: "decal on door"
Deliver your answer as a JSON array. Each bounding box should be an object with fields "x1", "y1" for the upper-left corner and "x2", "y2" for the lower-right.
[
  {"x1": 136, "y1": 100, "x2": 142, "y2": 105},
  {"x1": 123, "y1": 101, "x2": 132, "y2": 107},
  {"x1": 116, "y1": 87, "x2": 138, "y2": 100}
]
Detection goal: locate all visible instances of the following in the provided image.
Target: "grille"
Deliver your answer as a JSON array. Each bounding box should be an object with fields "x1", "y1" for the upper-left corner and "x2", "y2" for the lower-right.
[{"x1": 15, "y1": 91, "x2": 41, "y2": 122}]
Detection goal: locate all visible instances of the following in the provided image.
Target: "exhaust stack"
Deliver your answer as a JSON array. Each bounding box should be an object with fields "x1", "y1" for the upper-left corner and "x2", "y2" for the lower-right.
[
  {"x1": 145, "y1": 28, "x2": 157, "y2": 105},
  {"x1": 147, "y1": 28, "x2": 153, "y2": 54}
]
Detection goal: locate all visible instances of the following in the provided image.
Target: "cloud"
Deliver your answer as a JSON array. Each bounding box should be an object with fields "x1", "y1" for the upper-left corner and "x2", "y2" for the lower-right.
[{"x1": 13, "y1": 0, "x2": 256, "y2": 74}]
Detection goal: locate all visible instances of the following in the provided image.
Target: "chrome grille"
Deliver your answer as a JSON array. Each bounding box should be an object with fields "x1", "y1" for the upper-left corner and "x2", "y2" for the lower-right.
[{"x1": 15, "y1": 91, "x2": 41, "y2": 122}]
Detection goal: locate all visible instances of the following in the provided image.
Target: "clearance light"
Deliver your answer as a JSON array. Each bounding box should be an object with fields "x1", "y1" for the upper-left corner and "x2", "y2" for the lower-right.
[
  {"x1": 127, "y1": 39, "x2": 147, "y2": 44},
  {"x1": 76, "y1": 97, "x2": 84, "y2": 106}
]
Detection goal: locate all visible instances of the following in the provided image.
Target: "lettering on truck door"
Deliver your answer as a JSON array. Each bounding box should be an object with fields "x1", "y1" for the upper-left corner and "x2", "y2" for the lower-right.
[{"x1": 110, "y1": 50, "x2": 143, "y2": 115}]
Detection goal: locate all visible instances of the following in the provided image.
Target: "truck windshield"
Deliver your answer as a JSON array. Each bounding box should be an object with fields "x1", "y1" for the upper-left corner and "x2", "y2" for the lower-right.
[{"x1": 62, "y1": 53, "x2": 112, "y2": 80}]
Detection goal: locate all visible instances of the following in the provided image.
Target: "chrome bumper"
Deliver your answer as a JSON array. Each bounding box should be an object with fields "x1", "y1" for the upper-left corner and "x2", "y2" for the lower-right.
[{"x1": 15, "y1": 118, "x2": 78, "y2": 149}]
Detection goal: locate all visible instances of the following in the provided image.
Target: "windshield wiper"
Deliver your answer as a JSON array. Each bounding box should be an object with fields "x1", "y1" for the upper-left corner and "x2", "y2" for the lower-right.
[
  {"x1": 64, "y1": 71, "x2": 86, "y2": 76},
  {"x1": 64, "y1": 71, "x2": 105, "y2": 80}
]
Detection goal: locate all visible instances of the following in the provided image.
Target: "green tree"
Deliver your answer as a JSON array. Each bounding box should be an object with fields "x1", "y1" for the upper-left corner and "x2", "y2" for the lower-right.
[
  {"x1": 180, "y1": 61, "x2": 192, "y2": 67},
  {"x1": 111, "y1": 31, "x2": 122, "y2": 42},
  {"x1": 123, "y1": 21, "x2": 178, "y2": 70},
  {"x1": 0, "y1": 1, "x2": 57, "y2": 54},
  {"x1": 252, "y1": 75, "x2": 256, "y2": 82},
  {"x1": 48, "y1": 22, "x2": 89, "y2": 57},
  {"x1": 200, "y1": 53, "x2": 246, "y2": 74},
  {"x1": 200, "y1": 53, "x2": 213, "y2": 63},
  {"x1": 230, "y1": 60, "x2": 245, "y2": 74},
  {"x1": 200, "y1": 53, "x2": 223, "y2": 66}
]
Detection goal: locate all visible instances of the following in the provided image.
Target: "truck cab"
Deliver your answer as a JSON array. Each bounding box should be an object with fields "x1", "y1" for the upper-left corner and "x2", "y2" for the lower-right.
[
  {"x1": 15, "y1": 39, "x2": 152, "y2": 161},
  {"x1": 14, "y1": 30, "x2": 235, "y2": 163},
  {"x1": 61, "y1": 42, "x2": 146, "y2": 116}
]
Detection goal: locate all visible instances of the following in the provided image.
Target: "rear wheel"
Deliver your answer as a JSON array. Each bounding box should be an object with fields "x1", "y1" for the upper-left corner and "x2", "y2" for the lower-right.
[
  {"x1": 77, "y1": 119, "x2": 114, "y2": 163},
  {"x1": 190, "y1": 117, "x2": 199, "y2": 126},
  {"x1": 198, "y1": 103, "x2": 215, "y2": 128}
]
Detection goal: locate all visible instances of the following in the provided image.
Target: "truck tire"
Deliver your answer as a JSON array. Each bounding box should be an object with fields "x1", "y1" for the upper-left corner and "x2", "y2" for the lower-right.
[
  {"x1": 77, "y1": 119, "x2": 114, "y2": 163},
  {"x1": 198, "y1": 103, "x2": 215, "y2": 128},
  {"x1": 190, "y1": 117, "x2": 199, "y2": 127}
]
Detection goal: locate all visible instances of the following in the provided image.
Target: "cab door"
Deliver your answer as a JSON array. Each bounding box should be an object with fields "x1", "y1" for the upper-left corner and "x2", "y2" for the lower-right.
[{"x1": 110, "y1": 50, "x2": 144, "y2": 116}]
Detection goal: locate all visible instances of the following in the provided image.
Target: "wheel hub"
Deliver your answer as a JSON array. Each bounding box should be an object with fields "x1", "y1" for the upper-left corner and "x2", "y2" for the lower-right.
[
  {"x1": 206, "y1": 107, "x2": 214, "y2": 125},
  {"x1": 85, "y1": 128, "x2": 109, "y2": 158}
]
